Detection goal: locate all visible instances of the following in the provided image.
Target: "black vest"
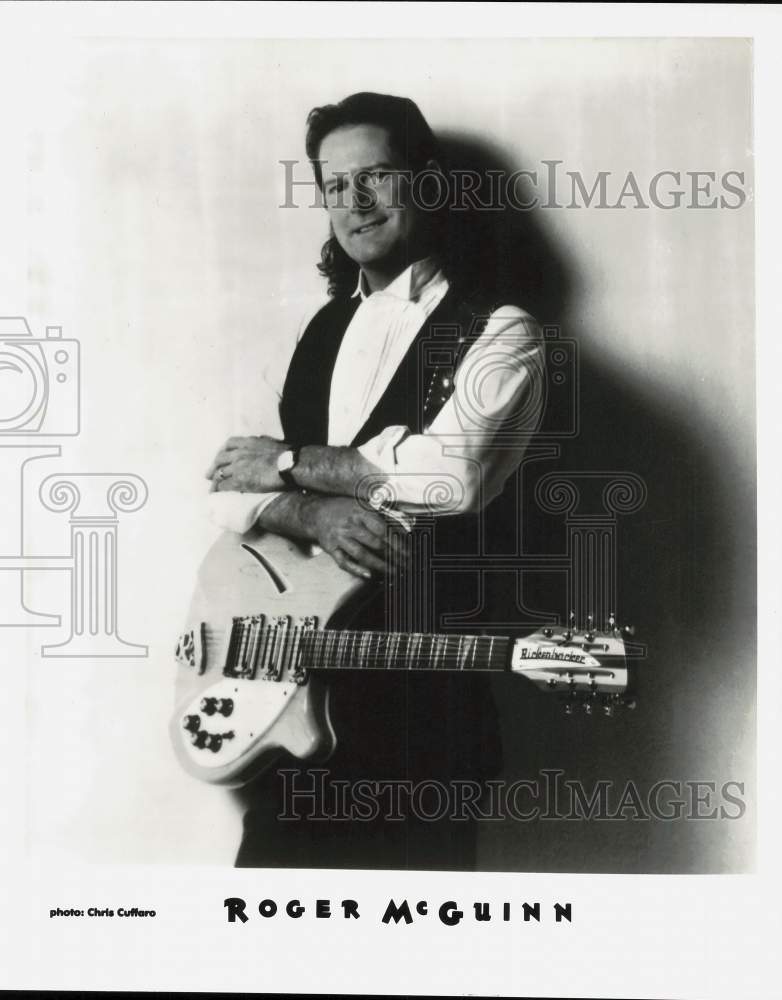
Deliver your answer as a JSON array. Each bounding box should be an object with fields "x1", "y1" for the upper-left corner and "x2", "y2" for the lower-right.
[
  {"x1": 280, "y1": 286, "x2": 499, "y2": 448},
  {"x1": 276, "y1": 286, "x2": 506, "y2": 783}
]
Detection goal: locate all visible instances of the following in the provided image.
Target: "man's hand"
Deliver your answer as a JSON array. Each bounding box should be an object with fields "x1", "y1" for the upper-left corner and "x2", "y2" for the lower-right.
[
  {"x1": 207, "y1": 435, "x2": 286, "y2": 493},
  {"x1": 307, "y1": 496, "x2": 405, "y2": 580}
]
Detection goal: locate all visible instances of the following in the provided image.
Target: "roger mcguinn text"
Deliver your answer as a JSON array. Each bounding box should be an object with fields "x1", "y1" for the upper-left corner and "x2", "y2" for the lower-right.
[{"x1": 224, "y1": 896, "x2": 573, "y2": 926}]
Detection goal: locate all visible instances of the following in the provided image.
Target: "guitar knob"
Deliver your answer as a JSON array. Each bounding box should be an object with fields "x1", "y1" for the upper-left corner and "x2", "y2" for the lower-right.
[
  {"x1": 216, "y1": 698, "x2": 234, "y2": 717},
  {"x1": 191, "y1": 730, "x2": 209, "y2": 749},
  {"x1": 200, "y1": 697, "x2": 217, "y2": 715},
  {"x1": 207, "y1": 734, "x2": 223, "y2": 753},
  {"x1": 543, "y1": 628, "x2": 553, "y2": 639},
  {"x1": 603, "y1": 703, "x2": 615, "y2": 717},
  {"x1": 583, "y1": 701, "x2": 593, "y2": 716},
  {"x1": 563, "y1": 700, "x2": 575, "y2": 716},
  {"x1": 182, "y1": 714, "x2": 200, "y2": 733}
]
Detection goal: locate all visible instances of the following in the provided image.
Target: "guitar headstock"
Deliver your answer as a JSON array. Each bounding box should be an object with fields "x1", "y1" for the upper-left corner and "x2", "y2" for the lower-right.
[{"x1": 510, "y1": 613, "x2": 637, "y2": 717}]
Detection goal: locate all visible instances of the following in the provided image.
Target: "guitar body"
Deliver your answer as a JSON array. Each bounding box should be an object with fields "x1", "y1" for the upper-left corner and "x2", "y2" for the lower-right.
[{"x1": 171, "y1": 529, "x2": 368, "y2": 787}]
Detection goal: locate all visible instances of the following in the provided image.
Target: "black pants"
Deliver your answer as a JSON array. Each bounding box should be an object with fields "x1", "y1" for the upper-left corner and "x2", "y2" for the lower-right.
[
  {"x1": 234, "y1": 766, "x2": 479, "y2": 871},
  {"x1": 234, "y1": 671, "x2": 502, "y2": 870}
]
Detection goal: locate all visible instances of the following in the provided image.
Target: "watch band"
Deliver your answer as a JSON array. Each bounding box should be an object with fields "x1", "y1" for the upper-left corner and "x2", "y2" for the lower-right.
[{"x1": 278, "y1": 446, "x2": 301, "y2": 488}]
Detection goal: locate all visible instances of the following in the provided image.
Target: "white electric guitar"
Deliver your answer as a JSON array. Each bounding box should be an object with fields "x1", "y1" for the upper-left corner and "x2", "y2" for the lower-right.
[{"x1": 171, "y1": 528, "x2": 635, "y2": 787}]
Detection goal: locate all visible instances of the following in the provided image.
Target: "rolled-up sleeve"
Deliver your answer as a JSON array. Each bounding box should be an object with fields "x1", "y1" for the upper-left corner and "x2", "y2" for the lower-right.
[{"x1": 357, "y1": 306, "x2": 544, "y2": 514}]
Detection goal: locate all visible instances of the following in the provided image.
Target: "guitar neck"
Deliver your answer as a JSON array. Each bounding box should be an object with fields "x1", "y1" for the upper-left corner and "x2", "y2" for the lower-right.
[
  {"x1": 223, "y1": 617, "x2": 512, "y2": 677},
  {"x1": 219, "y1": 616, "x2": 630, "y2": 688}
]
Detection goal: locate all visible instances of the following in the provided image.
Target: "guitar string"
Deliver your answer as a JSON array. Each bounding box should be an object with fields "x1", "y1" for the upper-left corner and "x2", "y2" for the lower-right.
[
  {"x1": 219, "y1": 621, "x2": 509, "y2": 674},
  {"x1": 199, "y1": 622, "x2": 619, "y2": 678}
]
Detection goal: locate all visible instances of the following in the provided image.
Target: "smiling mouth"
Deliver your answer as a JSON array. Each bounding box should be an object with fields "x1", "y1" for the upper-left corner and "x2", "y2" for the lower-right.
[{"x1": 352, "y1": 219, "x2": 386, "y2": 235}]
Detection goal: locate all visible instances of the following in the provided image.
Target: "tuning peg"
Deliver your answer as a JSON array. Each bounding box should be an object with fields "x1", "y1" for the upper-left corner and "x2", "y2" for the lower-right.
[
  {"x1": 608, "y1": 612, "x2": 617, "y2": 632},
  {"x1": 585, "y1": 614, "x2": 595, "y2": 643},
  {"x1": 565, "y1": 611, "x2": 575, "y2": 641}
]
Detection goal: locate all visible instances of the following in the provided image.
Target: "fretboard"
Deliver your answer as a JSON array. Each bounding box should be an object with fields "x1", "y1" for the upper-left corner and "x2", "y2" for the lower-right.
[
  {"x1": 223, "y1": 619, "x2": 511, "y2": 679},
  {"x1": 300, "y1": 629, "x2": 510, "y2": 673}
]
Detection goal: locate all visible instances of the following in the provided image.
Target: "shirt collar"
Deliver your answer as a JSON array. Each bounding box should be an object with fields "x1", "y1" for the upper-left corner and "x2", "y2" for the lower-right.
[{"x1": 351, "y1": 257, "x2": 445, "y2": 303}]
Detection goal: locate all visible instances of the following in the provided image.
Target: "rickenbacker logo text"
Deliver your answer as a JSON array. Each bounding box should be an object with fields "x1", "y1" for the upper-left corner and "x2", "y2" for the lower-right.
[{"x1": 518, "y1": 644, "x2": 588, "y2": 664}]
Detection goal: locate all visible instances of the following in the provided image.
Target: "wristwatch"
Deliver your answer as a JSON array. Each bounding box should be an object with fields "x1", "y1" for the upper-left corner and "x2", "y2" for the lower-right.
[{"x1": 276, "y1": 446, "x2": 301, "y2": 488}]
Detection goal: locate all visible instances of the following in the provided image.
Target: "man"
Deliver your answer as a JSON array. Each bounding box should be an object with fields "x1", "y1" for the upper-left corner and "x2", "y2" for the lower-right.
[{"x1": 206, "y1": 92, "x2": 544, "y2": 869}]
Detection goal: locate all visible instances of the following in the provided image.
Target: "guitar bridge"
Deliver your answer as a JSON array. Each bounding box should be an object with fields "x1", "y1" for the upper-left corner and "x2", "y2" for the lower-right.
[{"x1": 224, "y1": 615, "x2": 265, "y2": 679}]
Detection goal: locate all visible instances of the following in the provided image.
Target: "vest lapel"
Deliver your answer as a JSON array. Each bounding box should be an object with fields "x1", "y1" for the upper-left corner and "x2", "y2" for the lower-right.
[{"x1": 279, "y1": 295, "x2": 361, "y2": 446}]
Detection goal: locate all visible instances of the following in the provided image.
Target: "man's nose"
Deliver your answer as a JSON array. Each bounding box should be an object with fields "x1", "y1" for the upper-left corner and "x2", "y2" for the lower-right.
[{"x1": 348, "y1": 174, "x2": 377, "y2": 212}]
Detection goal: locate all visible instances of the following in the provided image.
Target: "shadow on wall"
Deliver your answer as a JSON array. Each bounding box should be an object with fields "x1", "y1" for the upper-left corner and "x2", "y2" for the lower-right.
[{"x1": 439, "y1": 134, "x2": 756, "y2": 874}]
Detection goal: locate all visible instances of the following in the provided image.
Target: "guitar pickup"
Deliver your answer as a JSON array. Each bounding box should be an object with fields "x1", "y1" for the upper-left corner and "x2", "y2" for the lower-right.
[{"x1": 265, "y1": 616, "x2": 290, "y2": 681}]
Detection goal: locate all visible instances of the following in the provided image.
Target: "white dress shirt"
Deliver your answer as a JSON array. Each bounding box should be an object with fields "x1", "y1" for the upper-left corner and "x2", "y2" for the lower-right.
[{"x1": 208, "y1": 258, "x2": 544, "y2": 533}]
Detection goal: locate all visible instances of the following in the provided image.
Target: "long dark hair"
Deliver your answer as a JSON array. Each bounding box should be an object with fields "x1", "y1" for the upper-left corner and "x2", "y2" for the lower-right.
[
  {"x1": 305, "y1": 92, "x2": 457, "y2": 299},
  {"x1": 305, "y1": 92, "x2": 522, "y2": 305}
]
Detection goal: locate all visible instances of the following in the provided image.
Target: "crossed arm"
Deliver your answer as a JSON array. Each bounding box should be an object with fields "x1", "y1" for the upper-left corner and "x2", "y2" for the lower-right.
[
  {"x1": 205, "y1": 305, "x2": 544, "y2": 578},
  {"x1": 206, "y1": 439, "x2": 391, "y2": 579},
  {"x1": 207, "y1": 438, "x2": 376, "y2": 499}
]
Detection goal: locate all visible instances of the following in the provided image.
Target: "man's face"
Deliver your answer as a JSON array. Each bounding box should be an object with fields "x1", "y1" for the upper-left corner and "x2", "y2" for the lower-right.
[{"x1": 317, "y1": 123, "x2": 417, "y2": 274}]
